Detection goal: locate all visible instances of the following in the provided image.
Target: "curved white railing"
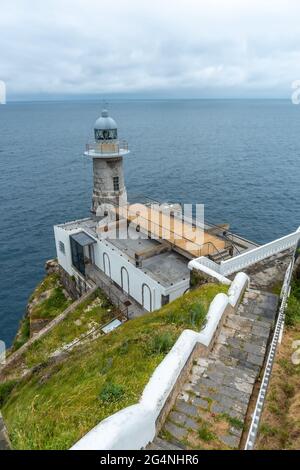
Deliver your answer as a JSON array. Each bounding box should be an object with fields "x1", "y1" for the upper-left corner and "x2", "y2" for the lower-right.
[
  {"x1": 220, "y1": 228, "x2": 300, "y2": 276},
  {"x1": 190, "y1": 227, "x2": 300, "y2": 279},
  {"x1": 188, "y1": 259, "x2": 231, "y2": 285}
]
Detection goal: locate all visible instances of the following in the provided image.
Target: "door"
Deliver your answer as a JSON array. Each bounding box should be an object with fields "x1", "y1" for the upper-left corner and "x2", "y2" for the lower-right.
[
  {"x1": 121, "y1": 267, "x2": 130, "y2": 295},
  {"x1": 142, "y1": 283, "x2": 152, "y2": 311},
  {"x1": 70, "y1": 237, "x2": 85, "y2": 275}
]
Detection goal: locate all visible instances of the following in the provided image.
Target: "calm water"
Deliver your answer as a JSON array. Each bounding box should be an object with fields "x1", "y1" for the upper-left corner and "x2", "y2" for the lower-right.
[{"x1": 0, "y1": 99, "x2": 299, "y2": 345}]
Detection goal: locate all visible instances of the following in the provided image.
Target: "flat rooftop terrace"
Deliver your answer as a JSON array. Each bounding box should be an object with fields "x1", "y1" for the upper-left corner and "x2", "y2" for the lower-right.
[
  {"x1": 116, "y1": 203, "x2": 227, "y2": 257},
  {"x1": 108, "y1": 236, "x2": 190, "y2": 287}
]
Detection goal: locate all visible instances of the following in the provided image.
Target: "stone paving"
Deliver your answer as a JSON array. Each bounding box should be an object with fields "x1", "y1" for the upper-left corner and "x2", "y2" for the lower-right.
[
  {"x1": 149, "y1": 289, "x2": 278, "y2": 450},
  {"x1": 244, "y1": 250, "x2": 292, "y2": 291}
]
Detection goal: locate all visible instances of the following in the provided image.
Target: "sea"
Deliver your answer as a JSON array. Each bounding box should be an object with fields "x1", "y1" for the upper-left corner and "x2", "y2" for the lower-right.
[{"x1": 0, "y1": 99, "x2": 299, "y2": 346}]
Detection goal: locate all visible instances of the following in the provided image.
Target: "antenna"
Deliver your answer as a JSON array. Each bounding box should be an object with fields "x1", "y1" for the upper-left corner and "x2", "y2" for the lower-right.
[{"x1": 102, "y1": 99, "x2": 109, "y2": 112}]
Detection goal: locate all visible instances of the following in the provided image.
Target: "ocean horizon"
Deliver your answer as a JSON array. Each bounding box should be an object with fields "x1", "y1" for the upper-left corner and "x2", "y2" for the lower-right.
[{"x1": 1, "y1": 98, "x2": 299, "y2": 345}]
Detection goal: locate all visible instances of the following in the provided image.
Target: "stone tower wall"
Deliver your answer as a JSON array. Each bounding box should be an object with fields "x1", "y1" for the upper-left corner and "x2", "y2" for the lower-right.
[{"x1": 92, "y1": 157, "x2": 127, "y2": 213}]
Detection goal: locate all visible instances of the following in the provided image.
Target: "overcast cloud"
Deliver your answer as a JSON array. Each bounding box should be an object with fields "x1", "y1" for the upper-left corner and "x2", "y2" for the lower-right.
[{"x1": 1, "y1": 0, "x2": 300, "y2": 99}]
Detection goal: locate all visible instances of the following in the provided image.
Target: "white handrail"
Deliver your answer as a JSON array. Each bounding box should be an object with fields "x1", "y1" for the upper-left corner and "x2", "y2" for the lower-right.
[
  {"x1": 220, "y1": 230, "x2": 300, "y2": 276},
  {"x1": 190, "y1": 228, "x2": 300, "y2": 279}
]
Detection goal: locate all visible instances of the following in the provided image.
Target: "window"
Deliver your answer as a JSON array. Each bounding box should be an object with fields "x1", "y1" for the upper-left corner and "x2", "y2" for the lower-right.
[
  {"x1": 94, "y1": 128, "x2": 117, "y2": 141},
  {"x1": 59, "y1": 241, "x2": 65, "y2": 254},
  {"x1": 113, "y1": 176, "x2": 120, "y2": 191},
  {"x1": 161, "y1": 294, "x2": 170, "y2": 306}
]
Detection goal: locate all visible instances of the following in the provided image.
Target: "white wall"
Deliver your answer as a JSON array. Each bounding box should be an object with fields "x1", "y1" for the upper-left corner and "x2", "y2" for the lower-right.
[
  {"x1": 94, "y1": 239, "x2": 167, "y2": 311},
  {"x1": 71, "y1": 272, "x2": 249, "y2": 451},
  {"x1": 166, "y1": 279, "x2": 190, "y2": 302},
  {"x1": 54, "y1": 227, "x2": 191, "y2": 312},
  {"x1": 54, "y1": 225, "x2": 76, "y2": 276}
]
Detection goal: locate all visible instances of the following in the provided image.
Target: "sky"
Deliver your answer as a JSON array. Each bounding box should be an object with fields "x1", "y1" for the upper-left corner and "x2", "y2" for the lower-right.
[{"x1": 1, "y1": 0, "x2": 300, "y2": 100}]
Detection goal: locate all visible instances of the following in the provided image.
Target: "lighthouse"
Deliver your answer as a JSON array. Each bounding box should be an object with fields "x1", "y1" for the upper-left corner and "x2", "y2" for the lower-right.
[{"x1": 85, "y1": 109, "x2": 130, "y2": 214}]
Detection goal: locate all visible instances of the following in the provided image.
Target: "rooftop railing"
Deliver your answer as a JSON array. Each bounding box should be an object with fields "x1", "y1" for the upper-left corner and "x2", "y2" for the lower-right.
[{"x1": 85, "y1": 140, "x2": 129, "y2": 156}]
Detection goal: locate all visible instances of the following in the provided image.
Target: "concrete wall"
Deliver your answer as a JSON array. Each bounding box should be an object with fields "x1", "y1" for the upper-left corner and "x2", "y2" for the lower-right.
[{"x1": 54, "y1": 225, "x2": 76, "y2": 276}]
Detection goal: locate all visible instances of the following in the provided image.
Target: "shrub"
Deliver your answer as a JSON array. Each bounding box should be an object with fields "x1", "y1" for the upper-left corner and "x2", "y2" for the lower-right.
[
  {"x1": 221, "y1": 413, "x2": 244, "y2": 430},
  {"x1": 11, "y1": 316, "x2": 30, "y2": 352},
  {"x1": 99, "y1": 382, "x2": 125, "y2": 403},
  {"x1": 189, "y1": 303, "x2": 206, "y2": 328},
  {"x1": 197, "y1": 424, "x2": 215, "y2": 442},
  {"x1": 259, "y1": 423, "x2": 279, "y2": 437},
  {"x1": 148, "y1": 332, "x2": 175, "y2": 355}
]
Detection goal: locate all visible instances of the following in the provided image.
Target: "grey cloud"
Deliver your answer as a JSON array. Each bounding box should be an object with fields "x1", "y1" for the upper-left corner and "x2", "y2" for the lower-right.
[{"x1": 1, "y1": 0, "x2": 300, "y2": 98}]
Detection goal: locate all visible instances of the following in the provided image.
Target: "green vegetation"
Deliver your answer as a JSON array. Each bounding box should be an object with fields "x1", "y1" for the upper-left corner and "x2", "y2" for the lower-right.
[
  {"x1": 285, "y1": 278, "x2": 300, "y2": 326},
  {"x1": 190, "y1": 269, "x2": 207, "y2": 288},
  {"x1": 99, "y1": 382, "x2": 125, "y2": 403},
  {"x1": 10, "y1": 272, "x2": 72, "y2": 353},
  {"x1": 23, "y1": 289, "x2": 116, "y2": 368},
  {"x1": 29, "y1": 273, "x2": 71, "y2": 321},
  {"x1": 2, "y1": 283, "x2": 226, "y2": 450},
  {"x1": 29, "y1": 272, "x2": 60, "y2": 302},
  {"x1": 10, "y1": 316, "x2": 30, "y2": 353},
  {"x1": 257, "y1": 273, "x2": 300, "y2": 450},
  {"x1": 0, "y1": 380, "x2": 18, "y2": 408},
  {"x1": 219, "y1": 413, "x2": 244, "y2": 430},
  {"x1": 197, "y1": 423, "x2": 216, "y2": 442}
]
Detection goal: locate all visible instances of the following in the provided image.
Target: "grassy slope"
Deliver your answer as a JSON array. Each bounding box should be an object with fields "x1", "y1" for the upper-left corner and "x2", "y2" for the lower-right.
[
  {"x1": 2, "y1": 283, "x2": 226, "y2": 450},
  {"x1": 24, "y1": 289, "x2": 117, "y2": 368},
  {"x1": 256, "y1": 276, "x2": 300, "y2": 449},
  {"x1": 29, "y1": 273, "x2": 71, "y2": 320},
  {"x1": 10, "y1": 273, "x2": 71, "y2": 353},
  {"x1": 2, "y1": 289, "x2": 118, "y2": 381}
]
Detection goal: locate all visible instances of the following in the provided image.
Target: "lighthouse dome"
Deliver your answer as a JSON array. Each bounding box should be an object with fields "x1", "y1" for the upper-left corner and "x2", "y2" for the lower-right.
[{"x1": 94, "y1": 109, "x2": 118, "y2": 141}]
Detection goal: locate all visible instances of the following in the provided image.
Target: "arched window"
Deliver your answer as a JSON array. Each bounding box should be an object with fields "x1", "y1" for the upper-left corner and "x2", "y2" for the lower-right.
[
  {"x1": 121, "y1": 267, "x2": 130, "y2": 295},
  {"x1": 142, "y1": 283, "x2": 152, "y2": 311}
]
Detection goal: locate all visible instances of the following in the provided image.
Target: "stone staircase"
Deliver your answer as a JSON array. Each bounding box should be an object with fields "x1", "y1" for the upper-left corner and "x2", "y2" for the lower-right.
[{"x1": 148, "y1": 289, "x2": 278, "y2": 450}]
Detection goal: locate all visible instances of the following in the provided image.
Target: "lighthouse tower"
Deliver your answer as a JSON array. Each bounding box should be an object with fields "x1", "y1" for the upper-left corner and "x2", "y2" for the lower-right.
[{"x1": 84, "y1": 109, "x2": 130, "y2": 214}]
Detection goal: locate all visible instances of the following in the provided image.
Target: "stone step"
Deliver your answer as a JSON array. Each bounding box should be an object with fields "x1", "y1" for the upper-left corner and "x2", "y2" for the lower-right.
[{"x1": 150, "y1": 288, "x2": 278, "y2": 450}]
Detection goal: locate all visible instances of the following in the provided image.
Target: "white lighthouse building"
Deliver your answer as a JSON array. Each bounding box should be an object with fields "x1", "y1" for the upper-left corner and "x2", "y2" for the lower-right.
[
  {"x1": 54, "y1": 109, "x2": 254, "y2": 315},
  {"x1": 85, "y1": 109, "x2": 129, "y2": 214}
]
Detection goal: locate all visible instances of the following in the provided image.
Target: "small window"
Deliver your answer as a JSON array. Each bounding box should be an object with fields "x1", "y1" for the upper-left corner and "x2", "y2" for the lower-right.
[
  {"x1": 113, "y1": 176, "x2": 120, "y2": 191},
  {"x1": 161, "y1": 294, "x2": 170, "y2": 306},
  {"x1": 59, "y1": 241, "x2": 65, "y2": 254}
]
